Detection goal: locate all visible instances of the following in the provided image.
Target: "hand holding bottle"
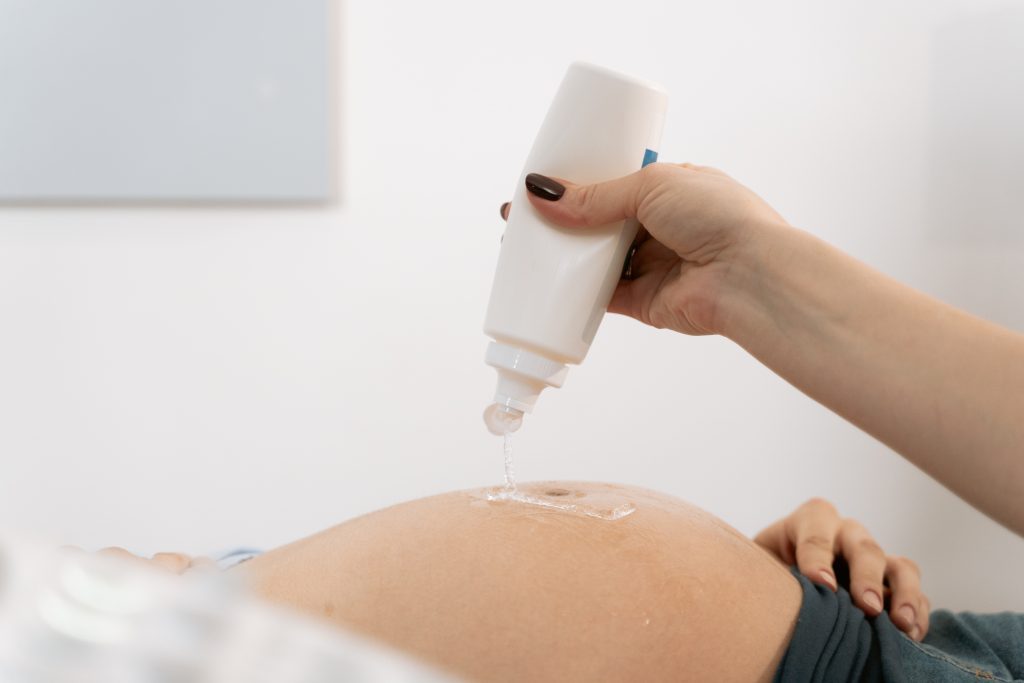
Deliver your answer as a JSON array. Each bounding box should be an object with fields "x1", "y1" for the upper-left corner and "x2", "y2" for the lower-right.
[
  {"x1": 504, "y1": 163, "x2": 790, "y2": 337},
  {"x1": 503, "y1": 163, "x2": 1024, "y2": 537}
]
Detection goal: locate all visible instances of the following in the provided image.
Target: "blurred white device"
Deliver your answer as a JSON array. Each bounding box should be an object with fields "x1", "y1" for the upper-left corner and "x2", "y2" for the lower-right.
[{"x1": 0, "y1": 534, "x2": 457, "y2": 682}]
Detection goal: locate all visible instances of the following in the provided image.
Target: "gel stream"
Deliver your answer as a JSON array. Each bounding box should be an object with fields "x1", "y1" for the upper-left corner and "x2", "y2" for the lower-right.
[{"x1": 484, "y1": 435, "x2": 636, "y2": 521}]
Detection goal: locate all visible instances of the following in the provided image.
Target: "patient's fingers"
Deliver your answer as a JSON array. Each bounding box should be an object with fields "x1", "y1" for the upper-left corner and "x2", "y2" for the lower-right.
[
  {"x1": 837, "y1": 520, "x2": 887, "y2": 617},
  {"x1": 753, "y1": 499, "x2": 842, "y2": 588},
  {"x1": 754, "y1": 500, "x2": 930, "y2": 633},
  {"x1": 500, "y1": 201, "x2": 511, "y2": 221},
  {"x1": 151, "y1": 552, "x2": 192, "y2": 575},
  {"x1": 98, "y1": 546, "x2": 150, "y2": 567},
  {"x1": 97, "y1": 547, "x2": 200, "y2": 575},
  {"x1": 886, "y1": 556, "x2": 927, "y2": 640},
  {"x1": 188, "y1": 556, "x2": 217, "y2": 571},
  {"x1": 789, "y1": 498, "x2": 842, "y2": 590},
  {"x1": 753, "y1": 519, "x2": 794, "y2": 565}
]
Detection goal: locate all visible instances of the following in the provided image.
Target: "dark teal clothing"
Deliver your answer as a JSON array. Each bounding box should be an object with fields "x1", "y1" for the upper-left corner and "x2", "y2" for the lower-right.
[
  {"x1": 772, "y1": 570, "x2": 878, "y2": 682},
  {"x1": 774, "y1": 570, "x2": 1024, "y2": 682}
]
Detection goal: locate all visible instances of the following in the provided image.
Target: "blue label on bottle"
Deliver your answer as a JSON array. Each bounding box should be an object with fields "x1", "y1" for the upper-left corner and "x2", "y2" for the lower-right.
[{"x1": 642, "y1": 148, "x2": 658, "y2": 167}]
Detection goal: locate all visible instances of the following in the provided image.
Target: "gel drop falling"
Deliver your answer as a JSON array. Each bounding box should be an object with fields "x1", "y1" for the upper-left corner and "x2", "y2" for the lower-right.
[
  {"x1": 502, "y1": 433, "x2": 516, "y2": 491},
  {"x1": 484, "y1": 432, "x2": 636, "y2": 521}
]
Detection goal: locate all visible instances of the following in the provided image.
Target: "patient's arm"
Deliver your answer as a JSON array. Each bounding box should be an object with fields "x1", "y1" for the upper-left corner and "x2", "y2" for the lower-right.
[{"x1": 238, "y1": 482, "x2": 802, "y2": 683}]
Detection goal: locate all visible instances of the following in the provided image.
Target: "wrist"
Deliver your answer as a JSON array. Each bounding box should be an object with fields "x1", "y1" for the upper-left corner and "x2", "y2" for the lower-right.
[{"x1": 707, "y1": 219, "x2": 797, "y2": 340}]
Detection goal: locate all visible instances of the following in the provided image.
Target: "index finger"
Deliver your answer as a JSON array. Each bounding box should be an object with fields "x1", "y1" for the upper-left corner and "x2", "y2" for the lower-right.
[
  {"x1": 790, "y1": 498, "x2": 842, "y2": 591},
  {"x1": 754, "y1": 518, "x2": 796, "y2": 566}
]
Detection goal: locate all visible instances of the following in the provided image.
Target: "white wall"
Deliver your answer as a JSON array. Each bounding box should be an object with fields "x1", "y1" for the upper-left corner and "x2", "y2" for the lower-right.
[{"x1": 1, "y1": 0, "x2": 1023, "y2": 612}]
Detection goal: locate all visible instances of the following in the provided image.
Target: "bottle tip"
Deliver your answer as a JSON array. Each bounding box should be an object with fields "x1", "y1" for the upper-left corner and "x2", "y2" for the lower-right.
[{"x1": 483, "y1": 403, "x2": 524, "y2": 436}]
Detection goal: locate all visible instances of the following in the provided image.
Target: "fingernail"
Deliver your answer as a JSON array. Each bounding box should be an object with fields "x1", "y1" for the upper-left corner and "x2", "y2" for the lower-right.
[
  {"x1": 897, "y1": 604, "x2": 916, "y2": 628},
  {"x1": 525, "y1": 173, "x2": 565, "y2": 201},
  {"x1": 863, "y1": 590, "x2": 883, "y2": 613},
  {"x1": 622, "y1": 242, "x2": 639, "y2": 280},
  {"x1": 499, "y1": 202, "x2": 510, "y2": 219},
  {"x1": 910, "y1": 626, "x2": 921, "y2": 640},
  {"x1": 818, "y1": 569, "x2": 838, "y2": 591}
]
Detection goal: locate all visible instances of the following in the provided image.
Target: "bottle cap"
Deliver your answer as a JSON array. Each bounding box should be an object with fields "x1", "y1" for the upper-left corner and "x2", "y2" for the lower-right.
[
  {"x1": 483, "y1": 403, "x2": 523, "y2": 436},
  {"x1": 484, "y1": 342, "x2": 569, "y2": 417}
]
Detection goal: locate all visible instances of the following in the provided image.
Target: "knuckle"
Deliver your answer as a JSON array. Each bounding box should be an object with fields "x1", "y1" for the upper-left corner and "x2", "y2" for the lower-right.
[
  {"x1": 572, "y1": 182, "x2": 593, "y2": 208},
  {"x1": 637, "y1": 165, "x2": 680, "y2": 218},
  {"x1": 676, "y1": 162, "x2": 707, "y2": 173},
  {"x1": 571, "y1": 184, "x2": 600, "y2": 226},
  {"x1": 637, "y1": 164, "x2": 676, "y2": 202},
  {"x1": 801, "y1": 534, "x2": 834, "y2": 552},
  {"x1": 856, "y1": 538, "x2": 885, "y2": 556},
  {"x1": 153, "y1": 552, "x2": 186, "y2": 562},
  {"x1": 640, "y1": 161, "x2": 673, "y2": 183}
]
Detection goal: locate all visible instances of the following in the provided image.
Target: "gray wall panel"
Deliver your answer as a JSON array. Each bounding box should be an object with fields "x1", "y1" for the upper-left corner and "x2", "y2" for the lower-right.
[{"x1": 0, "y1": 0, "x2": 330, "y2": 201}]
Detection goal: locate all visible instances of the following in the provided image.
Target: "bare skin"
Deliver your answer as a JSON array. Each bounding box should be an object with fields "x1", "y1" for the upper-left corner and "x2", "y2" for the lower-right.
[
  {"x1": 507, "y1": 165, "x2": 1024, "y2": 535},
  {"x1": 98, "y1": 490, "x2": 930, "y2": 678},
  {"x1": 236, "y1": 482, "x2": 802, "y2": 683}
]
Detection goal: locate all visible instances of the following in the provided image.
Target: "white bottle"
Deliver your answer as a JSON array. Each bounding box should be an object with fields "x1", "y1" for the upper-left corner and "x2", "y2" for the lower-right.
[{"x1": 483, "y1": 62, "x2": 668, "y2": 435}]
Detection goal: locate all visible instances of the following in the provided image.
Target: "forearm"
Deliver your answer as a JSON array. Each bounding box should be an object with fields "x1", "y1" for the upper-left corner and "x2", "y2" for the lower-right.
[{"x1": 719, "y1": 223, "x2": 1024, "y2": 535}]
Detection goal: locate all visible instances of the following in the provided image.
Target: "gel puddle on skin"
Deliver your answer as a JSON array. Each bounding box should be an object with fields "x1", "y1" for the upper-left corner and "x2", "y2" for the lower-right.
[
  {"x1": 481, "y1": 435, "x2": 636, "y2": 521},
  {"x1": 485, "y1": 486, "x2": 637, "y2": 521}
]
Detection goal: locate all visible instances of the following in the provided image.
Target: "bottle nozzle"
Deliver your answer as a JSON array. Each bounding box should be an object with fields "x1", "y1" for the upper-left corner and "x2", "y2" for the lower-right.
[
  {"x1": 483, "y1": 342, "x2": 569, "y2": 435},
  {"x1": 483, "y1": 403, "x2": 524, "y2": 436}
]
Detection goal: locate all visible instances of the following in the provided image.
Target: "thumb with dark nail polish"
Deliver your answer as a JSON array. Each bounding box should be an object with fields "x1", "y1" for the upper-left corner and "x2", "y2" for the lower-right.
[{"x1": 525, "y1": 173, "x2": 566, "y2": 201}]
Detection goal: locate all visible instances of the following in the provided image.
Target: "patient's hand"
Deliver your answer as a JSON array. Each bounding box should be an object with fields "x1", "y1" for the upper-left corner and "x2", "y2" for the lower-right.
[
  {"x1": 754, "y1": 498, "x2": 929, "y2": 640},
  {"x1": 93, "y1": 547, "x2": 215, "y2": 574}
]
